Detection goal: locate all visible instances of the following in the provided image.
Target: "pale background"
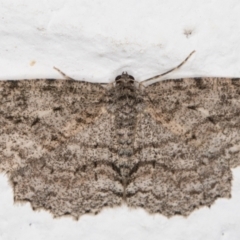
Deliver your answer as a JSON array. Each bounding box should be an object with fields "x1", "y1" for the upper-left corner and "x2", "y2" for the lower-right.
[{"x1": 0, "y1": 0, "x2": 240, "y2": 239}]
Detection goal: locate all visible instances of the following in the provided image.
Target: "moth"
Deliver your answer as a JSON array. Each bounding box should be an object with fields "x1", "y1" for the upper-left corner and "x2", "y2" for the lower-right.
[{"x1": 0, "y1": 52, "x2": 240, "y2": 219}]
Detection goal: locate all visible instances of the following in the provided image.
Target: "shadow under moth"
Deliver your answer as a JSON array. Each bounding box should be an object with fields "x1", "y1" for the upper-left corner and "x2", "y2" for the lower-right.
[{"x1": 0, "y1": 52, "x2": 240, "y2": 219}]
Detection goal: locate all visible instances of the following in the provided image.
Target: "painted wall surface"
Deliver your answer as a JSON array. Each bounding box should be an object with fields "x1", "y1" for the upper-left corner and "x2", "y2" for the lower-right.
[{"x1": 0, "y1": 0, "x2": 240, "y2": 239}]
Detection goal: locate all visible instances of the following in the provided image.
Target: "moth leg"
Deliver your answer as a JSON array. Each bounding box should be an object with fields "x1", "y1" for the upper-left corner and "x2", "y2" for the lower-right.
[
  {"x1": 141, "y1": 50, "x2": 195, "y2": 84},
  {"x1": 53, "y1": 67, "x2": 75, "y2": 80}
]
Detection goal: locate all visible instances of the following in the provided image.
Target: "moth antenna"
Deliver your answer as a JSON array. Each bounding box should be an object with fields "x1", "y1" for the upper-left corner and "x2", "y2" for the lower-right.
[
  {"x1": 141, "y1": 50, "x2": 195, "y2": 84},
  {"x1": 53, "y1": 67, "x2": 75, "y2": 80}
]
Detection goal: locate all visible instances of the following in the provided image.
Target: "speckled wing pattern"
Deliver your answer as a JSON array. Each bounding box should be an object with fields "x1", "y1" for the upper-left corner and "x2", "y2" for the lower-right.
[
  {"x1": 127, "y1": 77, "x2": 240, "y2": 216},
  {"x1": 0, "y1": 79, "x2": 123, "y2": 218},
  {"x1": 0, "y1": 75, "x2": 240, "y2": 219}
]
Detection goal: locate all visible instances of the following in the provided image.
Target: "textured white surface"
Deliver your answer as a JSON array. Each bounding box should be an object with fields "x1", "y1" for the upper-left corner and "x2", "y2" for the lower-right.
[{"x1": 0, "y1": 0, "x2": 240, "y2": 239}]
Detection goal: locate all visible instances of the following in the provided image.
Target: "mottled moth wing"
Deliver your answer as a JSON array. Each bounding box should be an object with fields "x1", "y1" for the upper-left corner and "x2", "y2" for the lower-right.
[
  {"x1": 1, "y1": 75, "x2": 240, "y2": 219},
  {"x1": 126, "y1": 78, "x2": 240, "y2": 216},
  {"x1": 0, "y1": 79, "x2": 122, "y2": 218},
  {"x1": 146, "y1": 78, "x2": 240, "y2": 167}
]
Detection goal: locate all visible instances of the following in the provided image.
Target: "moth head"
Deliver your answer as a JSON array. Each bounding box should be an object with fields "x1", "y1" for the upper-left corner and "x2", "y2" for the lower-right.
[{"x1": 115, "y1": 72, "x2": 135, "y2": 85}]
